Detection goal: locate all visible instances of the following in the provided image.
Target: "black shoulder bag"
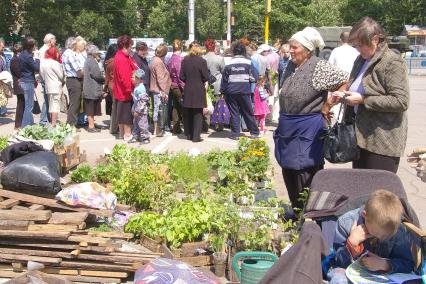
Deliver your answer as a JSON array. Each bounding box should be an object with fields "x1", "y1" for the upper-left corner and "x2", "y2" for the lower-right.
[{"x1": 323, "y1": 98, "x2": 360, "y2": 163}]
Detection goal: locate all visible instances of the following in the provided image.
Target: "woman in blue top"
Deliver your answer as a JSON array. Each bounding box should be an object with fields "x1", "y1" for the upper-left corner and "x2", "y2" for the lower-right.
[{"x1": 19, "y1": 37, "x2": 40, "y2": 127}]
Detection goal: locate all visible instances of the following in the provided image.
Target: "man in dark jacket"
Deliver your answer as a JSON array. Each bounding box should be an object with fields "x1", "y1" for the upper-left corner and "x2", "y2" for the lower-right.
[
  {"x1": 132, "y1": 42, "x2": 150, "y2": 91},
  {"x1": 221, "y1": 43, "x2": 259, "y2": 140}
]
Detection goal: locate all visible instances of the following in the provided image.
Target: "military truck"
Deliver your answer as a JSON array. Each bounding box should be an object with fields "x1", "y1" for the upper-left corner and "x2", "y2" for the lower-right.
[
  {"x1": 387, "y1": 36, "x2": 411, "y2": 53},
  {"x1": 314, "y1": 26, "x2": 352, "y2": 60},
  {"x1": 314, "y1": 27, "x2": 412, "y2": 59}
]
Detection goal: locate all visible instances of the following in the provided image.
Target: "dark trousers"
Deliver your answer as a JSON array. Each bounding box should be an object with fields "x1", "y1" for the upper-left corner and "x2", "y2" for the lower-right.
[
  {"x1": 171, "y1": 88, "x2": 184, "y2": 134},
  {"x1": 353, "y1": 147, "x2": 400, "y2": 173},
  {"x1": 14, "y1": 93, "x2": 25, "y2": 129},
  {"x1": 108, "y1": 87, "x2": 119, "y2": 134},
  {"x1": 66, "y1": 77, "x2": 83, "y2": 126},
  {"x1": 184, "y1": 107, "x2": 203, "y2": 141},
  {"x1": 226, "y1": 93, "x2": 259, "y2": 137},
  {"x1": 282, "y1": 165, "x2": 323, "y2": 211}
]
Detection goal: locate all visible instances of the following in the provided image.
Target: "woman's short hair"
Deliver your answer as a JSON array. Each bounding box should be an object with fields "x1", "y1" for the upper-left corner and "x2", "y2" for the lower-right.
[
  {"x1": 45, "y1": 46, "x2": 59, "y2": 61},
  {"x1": 117, "y1": 35, "x2": 133, "y2": 50},
  {"x1": 105, "y1": 43, "x2": 118, "y2": 62},
  {"x1": 172, "y1": 39, "x2": 182, "y2": 52},
  {"x1": 239, "y1": 37, "x2": 250, "y2": 46},
  {"x1": 280, "y1": 44, "x2": 290, "y2": 53},
  {"x1": 65, "y1": 37, "x2": 76, "y2": 49},
  {"x1": 74, "y1": 36, "x2": 86, "y2": 52},
  {"x1": 136, "y1": 41, "x2": 148, "y2": 51},
  {"x1": 188, "y1": 43, "x2": 203, "y2": 56},
  {"x1": 87, "y1": 44, "x2": 100, "y2": 56},
  {"x1": 22, "y1": 37, "x2": 36, "y2": 52},
  {"x1": 233, "y1": 43, "x2": 247, "y2": 57},
  {"x1": 204, "y1": 39, "x2": 216, "y2": 52},
  {"x1": 155, "y1": 43, "x2": 168, "y2": 57},
  {"x1": 13, "y1": 43, "x2": 22, "y2": 55},
  {"x1": 43, "y1": 33, "x2": 55, "y2": 45},
  {"x1": 349, "y1": 17, "x2": 387, "y2": 47}
]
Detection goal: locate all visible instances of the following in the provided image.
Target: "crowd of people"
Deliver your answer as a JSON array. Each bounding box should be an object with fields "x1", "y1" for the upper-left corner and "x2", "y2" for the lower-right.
[
  {"x1": 0, "y1": 32, "x2": 292, "y2": 144},
  {"x1": 1, "y1": 16, "x2": 409, "y2": 203},
  {"x1": 0, "y1": 16, "x2": 416, "y2": 283}
]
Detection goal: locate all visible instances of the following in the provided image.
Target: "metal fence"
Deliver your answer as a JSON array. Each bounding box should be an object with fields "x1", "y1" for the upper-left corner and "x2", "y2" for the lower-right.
[{"x1": 405, "y1": 57, "x2": 426, "y2": 75}]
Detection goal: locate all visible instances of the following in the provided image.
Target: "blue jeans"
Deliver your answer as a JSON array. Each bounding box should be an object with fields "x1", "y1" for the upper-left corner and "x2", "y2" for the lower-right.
[
  {"x1": 39, "y1": 81, "x2": 49, "y2": 125},
  {"x1": 20, "y1": 81, "x2": 35, "y2": 127},
  {"x1": 0, "y1": 106, "x2": 6, "y2": 115}
]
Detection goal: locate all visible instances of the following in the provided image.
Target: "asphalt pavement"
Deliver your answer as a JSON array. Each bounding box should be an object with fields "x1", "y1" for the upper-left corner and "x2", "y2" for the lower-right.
[{"x1": 1, "y1": 76, "x2": 425, "y2": 228}]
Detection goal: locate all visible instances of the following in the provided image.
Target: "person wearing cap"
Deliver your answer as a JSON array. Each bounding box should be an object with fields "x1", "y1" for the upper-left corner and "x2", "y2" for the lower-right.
[
  {"x1": 37, "y1": 33, "x2": 56, "y2": 125},
  {"x1": 128, "y1": 69, "x2": 150, "y2": 144},
  {"x1": 39, "y1": 46, "x2": 64, "y2": 127},
  {"x1": 83, "y1": 44, "x2": 105, "y2": 133},
  {"x1": 274, "y1": 27, "x2": 348, "y2": 211}
]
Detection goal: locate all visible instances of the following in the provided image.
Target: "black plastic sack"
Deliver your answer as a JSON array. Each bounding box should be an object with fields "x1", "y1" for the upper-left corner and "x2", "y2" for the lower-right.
[
  {"x1": 0, "y1": 141, "x2": 44, "y2": 166},
  {"x1": 1, "y1": 151, "x2": 61, "y2": 196}
]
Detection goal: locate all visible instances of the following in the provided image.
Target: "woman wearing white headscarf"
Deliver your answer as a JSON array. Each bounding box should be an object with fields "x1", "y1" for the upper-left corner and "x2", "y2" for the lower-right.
[{"x1": 274, "y1": 27, "x2": 348, "y2": 211}]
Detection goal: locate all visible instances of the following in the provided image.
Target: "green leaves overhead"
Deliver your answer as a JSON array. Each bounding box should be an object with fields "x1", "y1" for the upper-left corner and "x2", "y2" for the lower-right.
[{"x1": 1, "y1": 0, "x2": 424, "y2": 46}]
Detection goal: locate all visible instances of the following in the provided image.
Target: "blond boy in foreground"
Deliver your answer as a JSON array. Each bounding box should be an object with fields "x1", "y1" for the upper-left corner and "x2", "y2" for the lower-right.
[{"x1": 328, "y1": 190, "x2": 415, "y2": 284}]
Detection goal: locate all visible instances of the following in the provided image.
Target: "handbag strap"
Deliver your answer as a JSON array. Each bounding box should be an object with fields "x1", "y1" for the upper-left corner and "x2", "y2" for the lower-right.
[{"x1": 336, "y1": 97, "x2": 346, "y2": 123}]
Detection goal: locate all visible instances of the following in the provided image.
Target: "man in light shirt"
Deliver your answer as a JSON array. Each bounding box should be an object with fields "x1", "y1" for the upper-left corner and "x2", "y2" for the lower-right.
[
  {"x1": 328, "y1": 31, "x2": 359, "y2": 73},
  {"x1": 37, "y1": 33, "x2": 57, "y2": 125},
  {"x1": 328, "y1": 32, "x2": 359, "y2": 122}
]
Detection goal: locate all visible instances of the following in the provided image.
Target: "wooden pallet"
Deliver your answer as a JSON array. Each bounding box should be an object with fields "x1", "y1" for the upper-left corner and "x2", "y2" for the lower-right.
[{"x1": 0, "y1": 189, "x2": 163, "y2": 283}]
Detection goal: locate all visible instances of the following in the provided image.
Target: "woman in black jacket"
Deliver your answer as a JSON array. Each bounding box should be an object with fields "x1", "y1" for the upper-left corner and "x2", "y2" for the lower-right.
[
  {"x1": 10, "y1": 43, "x2": 25, "y2": 129},
  {"x1": 179, "y1": 43, "x2": 209, "y2": 142}
]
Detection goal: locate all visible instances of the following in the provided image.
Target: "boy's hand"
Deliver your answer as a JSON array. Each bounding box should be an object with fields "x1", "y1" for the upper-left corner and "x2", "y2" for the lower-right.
[
  {"x1": 348, "y1": 223, "x2": 371, "y2": 246},
  {"x1": 361, "y1": 252, "x2": 391, "y2": 272}
]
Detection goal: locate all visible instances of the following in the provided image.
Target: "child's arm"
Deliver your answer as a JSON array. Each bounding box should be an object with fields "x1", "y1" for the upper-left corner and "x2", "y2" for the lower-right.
[
  {"x1": 387, "y1": 226, "x2": 415, "y2": 273},
  {"x1": 334, "y1": 218, "x2": 370, "y2": 268}
]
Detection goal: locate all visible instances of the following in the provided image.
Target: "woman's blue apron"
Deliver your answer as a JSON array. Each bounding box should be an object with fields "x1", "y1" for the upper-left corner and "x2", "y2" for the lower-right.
[{"x1": 274, "y1": 112, "x2": 325, "y2": 170}]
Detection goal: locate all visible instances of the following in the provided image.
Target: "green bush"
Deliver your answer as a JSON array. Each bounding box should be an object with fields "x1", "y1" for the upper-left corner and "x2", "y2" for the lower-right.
[
  {"x1": 70, "y1": 164, "x2": 94, "y2": 183},
  {"x1": 0, "y1": 136, "x2": 8, "y2": 151},
  {"x1": 168, "y1": 152, "x2": 209, "y2": 184}
]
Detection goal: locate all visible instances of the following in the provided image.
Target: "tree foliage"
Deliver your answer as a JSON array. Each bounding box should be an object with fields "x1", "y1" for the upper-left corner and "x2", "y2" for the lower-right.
[{"x1": 0, "y1": 0, "x2": 424, "y2": 46}]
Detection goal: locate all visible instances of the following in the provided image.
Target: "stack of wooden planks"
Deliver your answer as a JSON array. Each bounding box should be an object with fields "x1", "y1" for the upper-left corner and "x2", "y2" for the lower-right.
[
  {"x1": 0, "y1": 188, "x2": 163, "y2": 283},
  {"x1": 407, "y1": 147, "x2": 426, "y2": 182}
]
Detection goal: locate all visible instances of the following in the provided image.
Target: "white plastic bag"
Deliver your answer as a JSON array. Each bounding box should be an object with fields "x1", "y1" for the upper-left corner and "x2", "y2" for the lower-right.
[{"x1": 56, "y1": 182, "x2": 117, "y2": 210}]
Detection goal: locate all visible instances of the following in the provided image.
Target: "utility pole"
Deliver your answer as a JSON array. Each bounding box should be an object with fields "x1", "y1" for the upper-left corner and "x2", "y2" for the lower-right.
[
  {"x1": 189, "y1": 0, "x2": 195, "y2": 42},
  {"x1": 264, "y1": 0, "x2": 271, "y2": 44},
  {"x1": 226, "y1": 0, "x2": 231, "y2": 46}
]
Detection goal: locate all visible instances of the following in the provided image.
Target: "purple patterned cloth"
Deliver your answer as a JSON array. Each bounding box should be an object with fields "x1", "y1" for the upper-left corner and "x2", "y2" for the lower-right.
[
  {"x1": 210, "y1": 96, "x2": 230, "y2": 128},
  {"x1": 134, "y1": 258, "x2": 220, "y2": 284}
]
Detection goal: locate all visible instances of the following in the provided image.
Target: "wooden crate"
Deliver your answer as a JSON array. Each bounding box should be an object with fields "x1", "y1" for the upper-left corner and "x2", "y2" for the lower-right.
[
  {"x1": 162, "y1": 242, "x2": 213, "y2": 267},
  {"x1": 54, "y1": 136, "x2": 80, "y2": 173},
  {"x1": 140, "y1": 234, "x2": 163, "y2": 253}
]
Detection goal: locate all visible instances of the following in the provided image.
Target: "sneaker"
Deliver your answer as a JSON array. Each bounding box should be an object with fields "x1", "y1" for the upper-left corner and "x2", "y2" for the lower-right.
[
  {"x1": 127, "y1": 137, "x2": 139, "y2": 143},
  {"x1": 123, "y1": 135, "x2": 133, "y2": 142},
  {"x1": 87, "y1": 127, "x2": 101, "y2": 133},
  {"x1": 229, "y1": 136, "x2": 240, "y2": 141},
  {"x1": 141, "y1": 138, "x2": 150, "y2": 144}
]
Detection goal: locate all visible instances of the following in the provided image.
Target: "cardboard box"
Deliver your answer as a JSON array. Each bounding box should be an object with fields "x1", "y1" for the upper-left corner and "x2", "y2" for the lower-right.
[{"x1": 54, "y1": 136, "x2": 80, "y2": 173}]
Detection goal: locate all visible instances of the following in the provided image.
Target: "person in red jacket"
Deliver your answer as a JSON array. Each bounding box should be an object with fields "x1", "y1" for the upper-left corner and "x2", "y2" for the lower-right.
[{"x1": 113, "y1": 35, "x2": 138, "y2": 141}]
